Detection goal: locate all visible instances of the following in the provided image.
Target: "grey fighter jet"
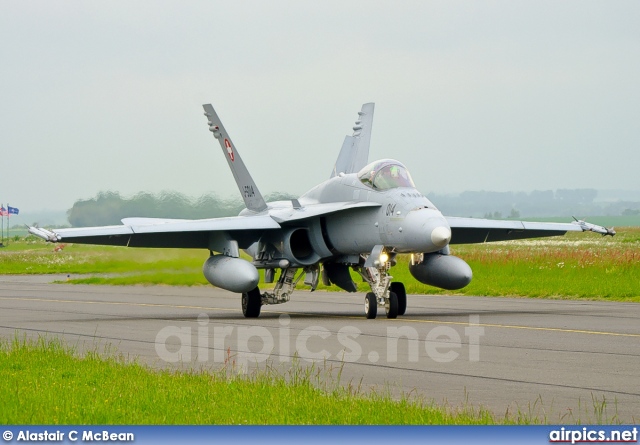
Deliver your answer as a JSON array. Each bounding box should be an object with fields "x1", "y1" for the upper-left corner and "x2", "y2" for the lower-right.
[{"x1": 29, "y1": 103, "x2": 615, "y2": 319}]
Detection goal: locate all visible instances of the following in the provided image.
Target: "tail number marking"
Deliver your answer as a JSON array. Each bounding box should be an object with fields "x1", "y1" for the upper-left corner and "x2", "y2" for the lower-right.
[{"x1": 243, "y1": 185, "x2": 255, "y2": 198}]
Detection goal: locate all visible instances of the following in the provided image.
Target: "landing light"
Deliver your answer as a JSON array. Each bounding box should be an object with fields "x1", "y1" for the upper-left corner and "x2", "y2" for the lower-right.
[{"x1": 379, "y1": 252, "x2": 389, "y2": 263}]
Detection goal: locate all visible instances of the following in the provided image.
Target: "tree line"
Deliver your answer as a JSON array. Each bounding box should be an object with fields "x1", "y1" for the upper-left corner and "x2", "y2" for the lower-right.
[
  {"x1": 427, "y1": 188, "x2": 640, "y2": 218},
  {"x1": 67, "y1": 191, "x2": 296, "y2": 227},
  {"x1": 66, "y1": 188, "x2": 640, "y2": 227}
]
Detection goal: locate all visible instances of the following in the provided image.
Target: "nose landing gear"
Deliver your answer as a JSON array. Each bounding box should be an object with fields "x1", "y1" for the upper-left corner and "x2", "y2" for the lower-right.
[{"x1": 357, "y1": 253, "x2": 406, "y2": 319}]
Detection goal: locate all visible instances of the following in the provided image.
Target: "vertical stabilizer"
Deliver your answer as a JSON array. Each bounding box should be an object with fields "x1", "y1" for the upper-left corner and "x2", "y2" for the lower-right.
[
  {"x1": 202, "y1": 104, "x2": 267, "y2": 213},
  {"x1": 331, "y1": 102, "x2": 375, "y2": 177}
]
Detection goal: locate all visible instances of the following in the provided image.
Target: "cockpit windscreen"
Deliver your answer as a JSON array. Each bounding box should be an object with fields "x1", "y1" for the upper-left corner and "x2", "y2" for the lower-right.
[{"x1": 358, "y1": 160, "x2": 416, "y2": 190}]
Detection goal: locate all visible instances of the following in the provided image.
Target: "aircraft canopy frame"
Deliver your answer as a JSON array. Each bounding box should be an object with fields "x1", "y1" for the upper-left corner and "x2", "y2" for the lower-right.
[{"x1": 358, "y1": 159, "x2": 416, "y2": 191}]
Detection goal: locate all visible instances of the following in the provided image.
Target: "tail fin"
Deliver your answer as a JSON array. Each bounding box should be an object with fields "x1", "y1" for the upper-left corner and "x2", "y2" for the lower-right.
[
  {"x1": 331, "y1": 103, "x2": 375, "y2": 177},
  {"x1": 202, "y1": 104, "x2": 268, "y2": 213}
]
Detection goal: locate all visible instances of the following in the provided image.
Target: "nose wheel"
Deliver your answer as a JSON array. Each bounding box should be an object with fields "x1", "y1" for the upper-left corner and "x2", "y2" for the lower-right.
[
  {"x1": 357, "y1": 256, "x2": 408, "y2": 319},
  {"x1": 364, "y1": 291, "x2": 400, "y2": 319},
  {"x1": 364, "y1": 293, "x2": 377, "y2": 319},
  {"x1": 385, "y1": 292, "x2": 398, "y2": 319}
]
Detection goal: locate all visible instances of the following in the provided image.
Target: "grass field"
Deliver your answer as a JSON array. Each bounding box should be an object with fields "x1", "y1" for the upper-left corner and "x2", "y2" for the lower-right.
[
  {"x1": 1, "y1": 337, "x2": 502, "y2": 425},
  {"x1": 1, "y1": 228, "x2": 638, "y2": 301},
  {"x1": 1, "y1": 337, "x2": 621, "y2": 425}
]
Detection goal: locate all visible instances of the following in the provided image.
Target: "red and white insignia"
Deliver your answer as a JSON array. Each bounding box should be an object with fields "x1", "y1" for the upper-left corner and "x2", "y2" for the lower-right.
[{"x1": 224, "y1": 138, "x2": 235, "y2": 162}]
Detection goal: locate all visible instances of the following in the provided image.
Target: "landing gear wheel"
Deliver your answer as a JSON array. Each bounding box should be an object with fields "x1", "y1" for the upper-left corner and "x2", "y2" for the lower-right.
[
  {"x1": 364, "y1": 292, "x2": 377, "y2": 319},
  {"x1": 385, "y1": 291, "x2": 398, "y2": 319},
  {"x1": 241, "y1": 286, "x2": 262, "y2": 318},
  {"x1": 390, "y1": 282, "x2": 407, "y2": 316}
]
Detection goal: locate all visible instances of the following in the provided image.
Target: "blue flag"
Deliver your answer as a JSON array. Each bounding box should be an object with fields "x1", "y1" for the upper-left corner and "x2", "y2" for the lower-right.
[{"x1": 7, "y1": 206, "x2": 19, "y2": 215}]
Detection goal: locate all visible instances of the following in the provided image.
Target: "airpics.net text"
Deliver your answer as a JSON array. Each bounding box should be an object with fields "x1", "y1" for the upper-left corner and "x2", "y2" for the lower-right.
[{"x1": 155, "y1": 314, "x2": 485, "y2": 369}]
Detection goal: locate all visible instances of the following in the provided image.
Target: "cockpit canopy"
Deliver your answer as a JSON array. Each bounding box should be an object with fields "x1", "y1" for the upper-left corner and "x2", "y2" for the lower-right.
[{"x1": 357, "y1": 159, "x2": 416, "y2": 190}]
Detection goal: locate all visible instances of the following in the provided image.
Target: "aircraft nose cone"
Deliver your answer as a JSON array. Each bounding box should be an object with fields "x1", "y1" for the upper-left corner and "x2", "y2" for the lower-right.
[
  {"x1": 403, "y1": 209, "x2": 451, "y2": 252},
  {"x1": 430, "y1": 226, "x2": 451, "y2": 248}
]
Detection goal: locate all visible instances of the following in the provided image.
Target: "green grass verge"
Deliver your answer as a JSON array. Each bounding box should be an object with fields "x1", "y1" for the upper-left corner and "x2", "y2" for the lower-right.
[
  {"x1": 0, "y1": 239, "x2": 207, "y2": 276},
  {"x1": 1, "y1": 336, "x2": 500, "y2": 425},
  {"x1": 2, "y1": 229, "x2": 639, "y2": 301}
]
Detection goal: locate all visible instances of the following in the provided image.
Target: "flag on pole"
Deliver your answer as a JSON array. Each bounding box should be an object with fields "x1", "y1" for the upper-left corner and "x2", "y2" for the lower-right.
[
  {"x1": 7, "y1": 206, "x2": 19, "y2": 215},
  {"x1": 0, "y1": 207, "x2": 8, "y2": 217}
]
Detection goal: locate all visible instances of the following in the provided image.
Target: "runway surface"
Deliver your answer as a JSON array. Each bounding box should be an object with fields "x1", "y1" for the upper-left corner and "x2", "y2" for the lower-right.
[{"x1": 1, "y1": 275, "x2": 638, "y2": 423}]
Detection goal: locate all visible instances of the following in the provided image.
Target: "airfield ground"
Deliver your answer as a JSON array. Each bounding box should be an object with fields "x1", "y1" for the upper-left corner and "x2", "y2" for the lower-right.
[
  {"x1": 0, "y1": 275, "x2": 638, "y2": 424},
  {"x1": 0, "y1": 230, "x2": 638, "y2": 424}
]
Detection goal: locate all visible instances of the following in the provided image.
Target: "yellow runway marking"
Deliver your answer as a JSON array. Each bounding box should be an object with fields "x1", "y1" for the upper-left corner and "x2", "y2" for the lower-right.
[
  {"x1": 1, "y1": 296, "x2": 639, "y2": 338},
  {"x1": 388, "y1": 317, "x2": 640, "y2": 338},
  {"x1": 0, "y1": 296, "x2": 236, "y2": 312}
]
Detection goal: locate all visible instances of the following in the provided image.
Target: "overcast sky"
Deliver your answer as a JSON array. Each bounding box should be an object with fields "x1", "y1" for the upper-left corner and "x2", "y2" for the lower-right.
[{"x1": 1, "y1": 1, "x2": 639, "y2": 212}]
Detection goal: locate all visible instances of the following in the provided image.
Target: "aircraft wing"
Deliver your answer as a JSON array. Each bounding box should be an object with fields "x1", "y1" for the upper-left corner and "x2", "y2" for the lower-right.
[
  {"x1": 446, "y1": 216, "x2": 615, "y2": 244},
  {"x1": 29, "y1": 215, "x2": 281, "y2": 250}
]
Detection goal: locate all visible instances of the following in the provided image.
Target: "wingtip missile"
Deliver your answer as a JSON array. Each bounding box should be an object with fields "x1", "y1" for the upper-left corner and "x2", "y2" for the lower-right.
[
  {"x1": 571, "y1": 218, "x2": 616, "y2": 237},
  {"x1": 27, "y1": 226, "x2": 60, "y2": 242}
]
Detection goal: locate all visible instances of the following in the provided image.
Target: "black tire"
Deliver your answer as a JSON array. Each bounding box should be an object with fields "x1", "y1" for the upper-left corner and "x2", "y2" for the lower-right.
[
  {"x1": 241, "y1": 287, "x2": 262, "y2": 318},
  {"x1": 390, "y1": 282, "x2": 407, "y2": 316},
  {"x1": 386, "y1": 291, "x2": 398, "y2": 319},
  {"x1": 365, "y1": 292, "x2": 377, "y2": 319}
]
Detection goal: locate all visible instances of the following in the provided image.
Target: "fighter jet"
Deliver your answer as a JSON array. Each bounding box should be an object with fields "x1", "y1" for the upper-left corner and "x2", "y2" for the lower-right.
[{"x1": 29, "y1": 103, "x2": 615, "y2": 319}]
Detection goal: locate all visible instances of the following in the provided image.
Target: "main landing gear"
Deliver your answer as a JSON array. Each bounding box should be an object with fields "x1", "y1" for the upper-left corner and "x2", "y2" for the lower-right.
[
  {"x1": 390, "y1": 281, "x2": 407, "y2": 316},
  {"x1": 356, "y1": 259, "x2": 407, "y2": 320},
  {"x1": 240, "y1": 258, "x2": 407, "y2": 320},
  {"x1": 240, "y1": 266, "x2": 320, "y2": 318},
  {"x1": 241, "y1": 287, "x2": 261, "y2": 318}
]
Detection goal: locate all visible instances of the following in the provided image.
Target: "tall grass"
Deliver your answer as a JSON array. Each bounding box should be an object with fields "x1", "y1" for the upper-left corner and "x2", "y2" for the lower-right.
[{"x1": 0, "y1": 336, "x2": 497, "y2": 425}]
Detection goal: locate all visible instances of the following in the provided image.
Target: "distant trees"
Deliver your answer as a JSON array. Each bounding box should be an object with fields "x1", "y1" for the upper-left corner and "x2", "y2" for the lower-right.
[
  {"x1": 65, "y1": 188, "x2": 640, "y2": 227},
  {"x1": 483, "y1": 211, "x2": 503, "y2": 219},
  {"x1": 67, "y1": 191, "x2": 297, "y2": 227},
  {"x1": 429, "y1": 188, "x2": 639, "y2": 219},
  {"x1": 555, "y1": 188, "x2": 598, "y2": 204},
  {"x1": 480, "y1": 209, "x2": 520, "y2": 219}
]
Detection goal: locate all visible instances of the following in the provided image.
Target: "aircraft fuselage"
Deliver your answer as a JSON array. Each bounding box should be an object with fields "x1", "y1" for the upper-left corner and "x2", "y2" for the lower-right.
[
  {"x1": 245, "y1": 164, "x2": 452, "y2": 269},
  {"x1": 301, "y1": 170, "x2": 451, "y2": 256}
]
